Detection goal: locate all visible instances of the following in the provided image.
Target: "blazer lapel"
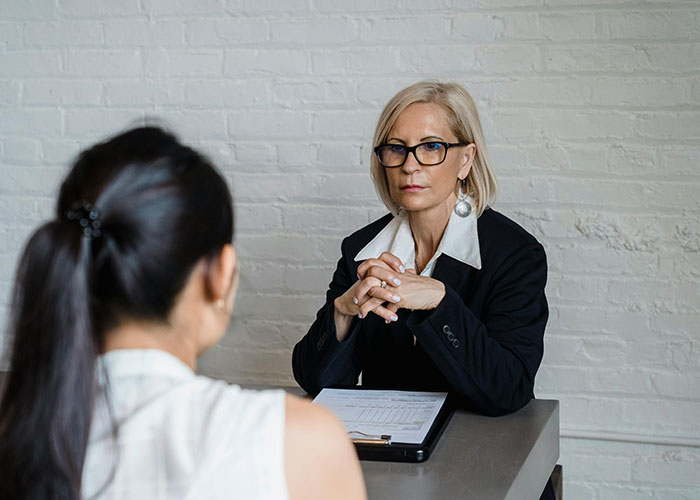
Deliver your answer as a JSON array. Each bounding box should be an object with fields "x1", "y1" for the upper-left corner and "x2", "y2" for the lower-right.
[{"x1": 431, "y1": 254, "x2": 473, "y2": 295}]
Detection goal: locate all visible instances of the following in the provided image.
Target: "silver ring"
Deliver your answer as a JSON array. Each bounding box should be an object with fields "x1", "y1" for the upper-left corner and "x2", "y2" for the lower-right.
[{"x1": 380, "y1": 280, "x2": 387, "y2": 288}]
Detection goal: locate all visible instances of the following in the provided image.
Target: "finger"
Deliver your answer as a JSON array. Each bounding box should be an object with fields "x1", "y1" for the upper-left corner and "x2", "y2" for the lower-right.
[
  {"x1": 353, "y1": 276, "x2": 383, "y2": 304},
  {"x1": 386, "y1": 302, "x2": 400, "y2": 314},
  {"x1": 366, "y1": 285, "x2": 401, "y2": 306},
  {"x1": 334, "y1": 294, "x2": 355, "y2": 317},
  {"x1": 378, "y1": 252, "x2": 406, "y2": 274},
  {"x1": 365, "y1": 266, "x2": 403, "y2": 288},
  {"x1": 357, "y1": 296, "x2": 384, "y2": 319},
  {"x1": 405, "y1": 267, "x2": 418, "y2": 275},
  {"x1": 383, "y1": 302, "x2": 401, "y2": 322},
  {"x1": 356, "y1": 281, "x2": 399, "y2": 306},
  {"x1": 357, "y1": 258, "x2": 393, "y2": 280},
  {"x1": 364, "y1": 302, "x2": 399, "y2": 323}
]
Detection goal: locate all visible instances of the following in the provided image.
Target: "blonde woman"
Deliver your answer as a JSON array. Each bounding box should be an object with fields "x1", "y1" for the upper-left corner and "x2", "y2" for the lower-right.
[
  {"x1": 295, "y1": 79, "x2": 549, "y2": 411},
  {"x1": 293, "y1": 80, "x2": 553, "y2": 497}
]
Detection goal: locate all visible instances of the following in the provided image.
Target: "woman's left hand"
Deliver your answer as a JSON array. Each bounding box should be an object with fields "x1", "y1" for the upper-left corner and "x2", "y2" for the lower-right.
[{"x1": 357, "y1": 253, "x2": 446, "y2": 319}]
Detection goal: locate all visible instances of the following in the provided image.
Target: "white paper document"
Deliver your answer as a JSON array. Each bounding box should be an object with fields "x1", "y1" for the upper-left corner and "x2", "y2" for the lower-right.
[{"x1": 313, "y1": 388, "x2": 448, "y2": 444}]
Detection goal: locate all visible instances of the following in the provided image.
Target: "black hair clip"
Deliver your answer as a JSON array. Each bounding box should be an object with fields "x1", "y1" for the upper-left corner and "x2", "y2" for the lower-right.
[{"x1": 64, "y1": 200, "x2": 102, "y2": 238}]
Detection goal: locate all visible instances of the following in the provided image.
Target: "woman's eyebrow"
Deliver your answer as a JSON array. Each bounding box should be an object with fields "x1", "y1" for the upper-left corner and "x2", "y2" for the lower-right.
[{"x1": 386, "y1": 135, "x2": 445, "y2": 143}]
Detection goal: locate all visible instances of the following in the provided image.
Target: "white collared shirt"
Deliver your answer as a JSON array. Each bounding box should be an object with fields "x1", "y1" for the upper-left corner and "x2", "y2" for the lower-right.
[
  {"x1": 355, "y1": 202, "x2": 482, "y2": 276},
  {"x1": 82, "y1": 349, "x2": 288, "y2": 500}
]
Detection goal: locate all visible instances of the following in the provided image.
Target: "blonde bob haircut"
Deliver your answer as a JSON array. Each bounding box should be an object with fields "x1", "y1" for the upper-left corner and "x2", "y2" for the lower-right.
[{"x1": 370, "y1": 81, "x2": 498, "y2": 217}]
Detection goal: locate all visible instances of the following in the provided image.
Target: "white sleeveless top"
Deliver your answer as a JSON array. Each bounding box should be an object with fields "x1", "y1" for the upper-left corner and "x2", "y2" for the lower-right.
[{"x1": 82, "y1": 349, "x2": 288, "y2": 500}]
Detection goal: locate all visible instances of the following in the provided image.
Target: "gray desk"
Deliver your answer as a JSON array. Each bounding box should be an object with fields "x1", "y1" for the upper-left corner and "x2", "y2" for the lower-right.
[
  {"x1": 282, "y1": 387, "x2": 559, "y2": 500},
  {"x1": 0, "y1": 372, "x2": 558, "y2": 499}
]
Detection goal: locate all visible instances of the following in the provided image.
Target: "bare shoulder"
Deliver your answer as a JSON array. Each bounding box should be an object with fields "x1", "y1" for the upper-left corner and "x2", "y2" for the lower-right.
[
  {"x1": 284, "y1": 394, "x2": 366, "y2": 500},
  {"x1": 286, "y1": 394, "x2": 342, "y2": 434},
  {"x1": 284, "y1": 394, "x2": 353, "y2": 463}
]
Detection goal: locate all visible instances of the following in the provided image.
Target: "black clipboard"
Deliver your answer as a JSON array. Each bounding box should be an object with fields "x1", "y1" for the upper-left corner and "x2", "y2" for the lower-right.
[{"x1": 351, "y1": 393, "x2": 454, "y2": 463}]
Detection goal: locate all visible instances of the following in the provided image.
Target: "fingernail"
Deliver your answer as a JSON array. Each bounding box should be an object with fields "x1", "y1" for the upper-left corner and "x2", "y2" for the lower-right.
[
  {"x1": 357, "y1": 272, "x2": 360, "y2": 279},
  {"x1": 385, "y1": 319, "x2": 390, "y2": 324},
  {"x1": 390, "y1": 314, "x2": 398, "y2": 322},
  {"x1": 352, "y1": 297, "x2": 359, "y2": 305},
  {"x1": 392, "y1": 295, "x2": 401, "y2": 303},
  {"x1": 393, "y1": 278, "x2": 402, "y2": 286},
  {"x1": 399, "y1": 265, "x2": 406, "y2": 273},
  {"x1": 357, "y1": 313, "x2": 363, "y2": 319}
]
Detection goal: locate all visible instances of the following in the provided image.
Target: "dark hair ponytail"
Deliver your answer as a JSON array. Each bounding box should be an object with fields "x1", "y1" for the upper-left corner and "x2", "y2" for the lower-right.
[{"x1": 0, "y1": 126, "x2": 234, "y2": 499}]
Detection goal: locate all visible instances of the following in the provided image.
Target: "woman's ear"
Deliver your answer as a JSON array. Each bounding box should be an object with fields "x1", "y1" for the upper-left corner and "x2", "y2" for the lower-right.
[
  {"x1": 205, "y1": 244, "x2": 237, "y2": 303},
  {"x1": 459, "y1": 143, "x2": 476, "y2": 180}
]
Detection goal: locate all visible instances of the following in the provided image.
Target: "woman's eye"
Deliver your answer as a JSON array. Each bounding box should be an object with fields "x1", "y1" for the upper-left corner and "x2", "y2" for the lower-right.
[
  {"x1": 423, "y1": 142, "x2": 442, "y2": 152},
  {"x1": 388, "y1": 145, "x2": 405, "y2": 153}
]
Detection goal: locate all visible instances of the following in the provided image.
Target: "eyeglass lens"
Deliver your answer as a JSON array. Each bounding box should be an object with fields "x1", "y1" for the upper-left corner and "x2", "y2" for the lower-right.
[{"x1": 377, "y1": 142, "x2": 447, "y2": 167}]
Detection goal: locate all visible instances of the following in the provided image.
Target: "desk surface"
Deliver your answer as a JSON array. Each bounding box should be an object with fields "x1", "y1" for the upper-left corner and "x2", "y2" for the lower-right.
[
  {"x1": 283, "y1": 387, "x2": 559, "y2": 500},
  {"x1": 0, "y1": 372, "x2": 558, "y2": 500}
]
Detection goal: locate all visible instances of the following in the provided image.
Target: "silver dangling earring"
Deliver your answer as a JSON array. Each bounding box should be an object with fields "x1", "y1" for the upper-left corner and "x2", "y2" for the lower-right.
[{"x1": 454, "y1": 178, "x2": 471, "y2": 218}]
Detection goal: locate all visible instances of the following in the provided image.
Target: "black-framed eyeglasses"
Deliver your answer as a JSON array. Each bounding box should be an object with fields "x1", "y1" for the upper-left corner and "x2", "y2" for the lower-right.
[{"x1": 373, "y1": 141, "x2": 469, "y2": 168}]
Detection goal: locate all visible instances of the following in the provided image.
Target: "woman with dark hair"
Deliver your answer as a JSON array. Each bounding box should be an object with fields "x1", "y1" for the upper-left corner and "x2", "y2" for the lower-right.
[{"x1": 0, "y1": 127, "x2": 365, "y2": 500}]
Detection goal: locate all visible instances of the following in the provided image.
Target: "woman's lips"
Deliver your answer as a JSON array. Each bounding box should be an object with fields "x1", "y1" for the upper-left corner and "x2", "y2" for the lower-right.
[{"x1": 400, "y1": 184, "x2": 425, "y2": 192}]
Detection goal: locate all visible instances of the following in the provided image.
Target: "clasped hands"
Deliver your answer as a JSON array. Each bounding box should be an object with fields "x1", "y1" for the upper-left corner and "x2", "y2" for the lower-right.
[{"x1": 334, "y1": 252, "x2": 446, "y2": 325}]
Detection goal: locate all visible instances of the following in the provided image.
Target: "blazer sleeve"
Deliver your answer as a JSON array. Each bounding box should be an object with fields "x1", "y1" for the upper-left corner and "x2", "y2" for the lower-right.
[
  {"x1": 406, "y1": 242, "x2": 549, "y2": 416},
  {"x1": 292, "y1": 237, "x2": 363, "y2": 395}
]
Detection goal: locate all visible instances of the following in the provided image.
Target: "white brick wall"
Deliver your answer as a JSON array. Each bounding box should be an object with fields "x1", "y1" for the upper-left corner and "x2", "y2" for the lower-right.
[{"x1": 1, "y1": 1, "x2": 699, "y2": 497}]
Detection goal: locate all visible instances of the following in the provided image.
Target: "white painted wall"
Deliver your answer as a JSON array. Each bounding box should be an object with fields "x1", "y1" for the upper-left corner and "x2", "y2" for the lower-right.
[{"x1": 1, "y1": 1, "x2": 699, "y2": 497}]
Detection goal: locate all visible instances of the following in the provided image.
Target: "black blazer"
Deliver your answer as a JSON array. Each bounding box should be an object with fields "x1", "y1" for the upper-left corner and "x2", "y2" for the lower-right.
[{"x1": 292, "y1": 208, "x2": 549, "y2": 416}]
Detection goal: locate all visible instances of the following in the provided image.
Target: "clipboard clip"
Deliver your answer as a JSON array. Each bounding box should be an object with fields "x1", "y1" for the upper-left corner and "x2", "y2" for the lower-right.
[{"x1": 348, "y1": 431, "x2": 392, "y2": 446}]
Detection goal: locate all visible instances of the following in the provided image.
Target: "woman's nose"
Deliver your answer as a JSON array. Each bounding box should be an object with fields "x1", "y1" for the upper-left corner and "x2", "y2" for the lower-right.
[{"x1": 401, "y1": 151, "x2": 422, "y2": 174}]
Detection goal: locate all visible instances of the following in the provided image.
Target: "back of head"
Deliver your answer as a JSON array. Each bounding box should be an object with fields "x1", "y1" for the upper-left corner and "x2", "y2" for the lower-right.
[{"x1": 0, "y1": 126, "x2": 233, "y2": 500}]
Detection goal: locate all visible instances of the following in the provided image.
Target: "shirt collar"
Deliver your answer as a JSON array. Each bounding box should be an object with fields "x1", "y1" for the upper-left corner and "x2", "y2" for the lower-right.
[
  {"x1": 354, "y1": 200, "x2": 482, "y2": 272},
  {"x1": 97, "y1": 349, "x2": 194, "y2": 385}
]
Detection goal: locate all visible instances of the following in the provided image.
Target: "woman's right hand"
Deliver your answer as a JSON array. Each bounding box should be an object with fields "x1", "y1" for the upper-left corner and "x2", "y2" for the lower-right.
[{"x1": 333, "y1": 252, "x2": 405, "y2": 341}]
